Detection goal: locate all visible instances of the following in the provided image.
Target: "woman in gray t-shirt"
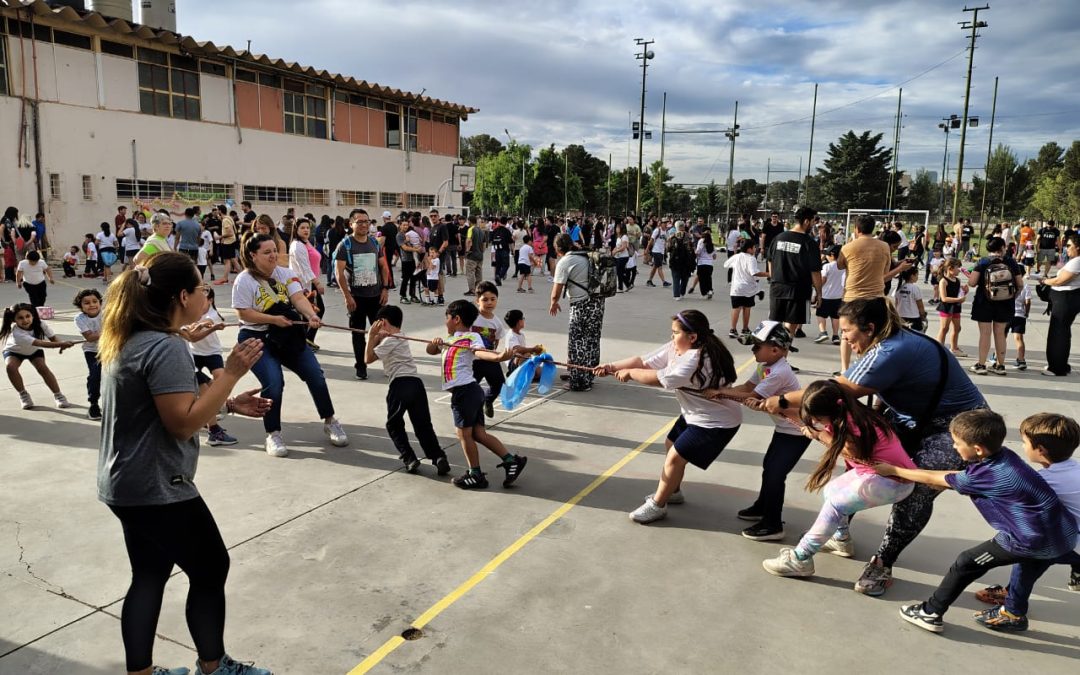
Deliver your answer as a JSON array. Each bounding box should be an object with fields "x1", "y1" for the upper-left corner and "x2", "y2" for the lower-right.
[{"x1": 97, "y1": 251, "x2": 273, "y2": 675}]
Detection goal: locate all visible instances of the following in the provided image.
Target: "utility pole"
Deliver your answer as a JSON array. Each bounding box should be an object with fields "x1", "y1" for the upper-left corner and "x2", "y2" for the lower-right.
[
  {"x1": 563, "y1": 149, "x2": 568, "y2": 215},
  {"x1": 607, "y1": 153, "x2": 612, "y2": 218},
  {"x1": 979, "y1": 75, "x2": 998, "y2": 234},
  {"x1": 952, "y1": 5, "x2": 989, "y2": 221},
  {"x1": 657, "y1": 92, "x2": 667, "y2": 216},
  {"x1": 764, "y1": 158, "x2": 771, "y2": 211},
  {"x1": 804, "y1": 83, "x2": 818, "y2": 205},
  {"x1": 938, "y1": 117, "x2": 955, "y2": 218},
  {"x1": 634, "y1": 38, "x2": 655, "y2": 217},
  {"x1": 723, "y1": 101, "x2": 740, "y2": 229},
  {"x1": 887, "y1": 88, "x2": 903, "y2": 210}
]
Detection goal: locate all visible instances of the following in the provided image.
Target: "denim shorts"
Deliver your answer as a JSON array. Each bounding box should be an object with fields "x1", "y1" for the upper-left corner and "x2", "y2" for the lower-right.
[
  {"x1": 3, "y1": 349, "x2": 44, "y2": 362},
  {"x1": 667, "y1": 415, "x2": 740, "y2": 470}
]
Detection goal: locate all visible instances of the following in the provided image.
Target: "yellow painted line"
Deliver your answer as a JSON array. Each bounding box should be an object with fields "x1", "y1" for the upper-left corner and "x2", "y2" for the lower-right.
[{"x1": 347, "y1": 355, "x2": 756, "y2": 674}]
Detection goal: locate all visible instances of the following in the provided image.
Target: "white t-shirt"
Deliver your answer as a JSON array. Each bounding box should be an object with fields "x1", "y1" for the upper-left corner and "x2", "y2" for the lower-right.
[
  {"x1": 512, "y1": 228, "x2": 526, "y2": 251},
  {"x1": 472, "y1": 313, "x2": 508, "y2": 350},
  {"x1": 373, "y1": 334, "x2": 418, "y2": 382},
  {"x1": 518, "y1": 243, "x2": 534, "y2": 266},
  {"x1": 651, "y1": 227, "x2": 667, "y2": 254},
  {"x1": 74, "y1": 312, "x2": 102, "y2": 353},
  {"x1": 189, "y1": 307, "x2": 223, "y2": 357},
  {"x1": 426, "y1": 256, "x2": 441, "y2": 281},
  {"x1": 1051, "y1": 257, "x2": 1080, "y2": 292},
  {"x1": 85, "y1": 241, "x2": 98, "y2": 261},
  {"x1": 896, "y1": 229, "x2": 909, "y2": 248},
  {"x1": 893, "y1": 281, "x2": 923, "y2": 319},
  {"x1": 1040, "y1": 459, "x2": 1080, "y2": 554},
  {"x1": 17, "y1": 259, "x2": 47, "y2": 285},
  {"x1": 614, "y1": 234, "x2": 630, "y2": 259},
  {"x1": 642, "y1": 342, "x2": 742, "y2": 429},
  {"x1": 95, "y1": 232, "x2": 119, "y2": 249},
  {"x1": 726, "y1": 229, "x2": 743, "y2": 252},
  {"x1": 749, "y1": 358, "x2": 802, "y2": 435},
  {"x1": 1014, "y1": 284, "x2": 1032, "y2": 318},
  {"x1": 506, "y1": 330, "x2": 526, "y2": 353},
  {"x1": 821, "y1": 261, "x2": 847, "y2": 300},
  {"x1": 197, "y1": 230, "x2": 213, "y2": 266},
  {"x1": 440, "y1": 331, "x2": 484, "y2": 390},
  {"x1": 695, "y1": 239, "x2": 716, "y2": 266},
  {"x1": 724, "y1": 252, "x2": 761, "y2": 297},
  {"x1": 121, "y1": 226, "x2": 141, "y2": 252},
  {"x1": 929, "y1": 256, "x2": 944, "y2": 276},
  {"x1": 232, "y1": 267, "x2": 303, "y2": 332},
  {"x1": 139, "y1": 221, "x2": 153, "y2": 237},
  {"x1": 4, "y1": 322, "x2": 55, "y2": 355}
]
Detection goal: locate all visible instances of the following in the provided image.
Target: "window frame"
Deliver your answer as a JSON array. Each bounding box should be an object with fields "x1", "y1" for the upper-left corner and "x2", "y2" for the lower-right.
[
  {"x1": 137, "y1": 48, "x2": 201, "y2": 121},
  {"x1": 282, "y1": 79, "x2": 328, "y2": 140},
  {"x1": 82, "y1": 175, "x2": 93, "y2": 201},
  {"x1": 48, "y1": 173, "x2": 61, "y2": 201}
]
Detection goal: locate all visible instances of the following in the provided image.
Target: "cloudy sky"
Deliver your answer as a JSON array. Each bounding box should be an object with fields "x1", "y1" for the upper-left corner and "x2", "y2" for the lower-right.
[{"x1": 166, "y1": 0, "x2": 1078, "y2": 190}]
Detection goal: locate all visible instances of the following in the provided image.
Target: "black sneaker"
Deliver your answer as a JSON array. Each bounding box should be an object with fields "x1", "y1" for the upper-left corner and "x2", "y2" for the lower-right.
[
  {"x1": 403, "y1": 455, "x2": 421, "y2": 474},
  {"x1": 899, "y1": 603, "x2": 944, "y2": 633},
  {"x1": 452, "y1": 471, "x2": 489, "y2": 490},
  {"x1": 87, "y1": 403, "x2": 102, "y2": 421},
  {"x1": 498, "y1": 455, "x2": 528, "y2": 487},
  {"x1": 788, "y1": 345, "x2": 799, "y2": 353},
  {"x1": 484, "y1": 400, "x2": 494, "y2": 418},
  {"x1": 437, "y1": 296, "x2": 445, "y2": 305},
  {"x1": 355, "y1": 367, "x2": 368, "y2": 380},
  {"x1": 969, "y1": 363, "x2": 988, "y2": 376},
  {"x1": 831, "y1": 335, "x2": 841, "y2": 345},
  {"x1": 973, "y1": 606, "x2": 1028, "y2": 632},
  {"x1": 737, "y1": 505, "x2": 764, "y2": 521},
  {"x1": 434, "y1": 456, "x2": 452, "y2": 476},
  {"x1": 646, "y1": 281, "x2": 656, "y2": 287},
  {"x1": 728, "y1": 329, "x2": 738, "y2": 339},
  {"x1": 795, "y1": 328, "x2": 807, "y2": 338},
  {"x1": 1068, "y1": 569, "x2": 1080, "y2": 592},
  {"x1": 741, "y1": 522, "x2": 785, "y2": 541}
]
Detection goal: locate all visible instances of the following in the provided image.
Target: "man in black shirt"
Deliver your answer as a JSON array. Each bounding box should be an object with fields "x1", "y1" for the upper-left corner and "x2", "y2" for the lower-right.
[
  {"x1": 1037, "y1": 219, "x2": 1061, "y2": 277},
  {"x1": 760, "y1": 211, "x2": 785, "y2": 255},
  {"x1": 960, "y1": 218, "x2": 975, "y2": 256},
  {"x1": 380, "y1": 210, "x2": 399, "y2": 265},
  {"x1": 445, "y1": 216, "x2": 460, "y2": 276},
  {"x1": 766, "y1": 206, "x2": 823, "y2": 338},
  {"x1": 490, "y1": 217, "x2": 512, "y2": 284}
]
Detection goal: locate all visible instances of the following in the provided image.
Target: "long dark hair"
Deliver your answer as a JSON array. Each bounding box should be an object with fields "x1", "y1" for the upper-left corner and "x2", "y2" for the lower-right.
[
  {"x1": 838, "y1": 297, "x2": 903, "y2": 351},
  {"x1": 702, "y1": 230, "x2": 714, "y2": 254},
  {"x1": 0, "y1": 303, "x2": 45, "y2": 340},
  {"x1": 673, "y1": 309, "x2": 736, "y2": 388},
  {"x1": 800, "y1": 380, "x2": 892, "y2": 492}
]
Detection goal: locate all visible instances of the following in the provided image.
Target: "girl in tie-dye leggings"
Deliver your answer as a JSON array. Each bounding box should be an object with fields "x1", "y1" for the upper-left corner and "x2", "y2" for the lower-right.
[{"x1": 762, "y1": 380, "x2": 917, "y2": 578}]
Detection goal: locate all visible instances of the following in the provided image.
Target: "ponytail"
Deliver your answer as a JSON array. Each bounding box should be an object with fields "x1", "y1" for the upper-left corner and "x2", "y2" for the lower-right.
[
  {"x1": 239, "y1": 232, "x2": 274, "y2": 278},
  {"x1": 674, "y1": 309, "x2": 736, "y2": 388},
  {"x1": 0, "y1": 303, "x2": 43, "y2": 341},
  {"x1": 98, "y1": 252, "x2": 199, "y2": 365},
  {"x1": 800, "y1": 380, "x2": 892, "y2": 492},
  {"x1": 838, "y1": 297, "x2": 903, "y2": 350}
]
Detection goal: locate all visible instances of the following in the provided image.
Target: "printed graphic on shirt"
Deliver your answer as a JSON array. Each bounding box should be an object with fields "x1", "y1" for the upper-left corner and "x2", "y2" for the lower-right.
[
  {"x1": 252, "y1": 278, "x2": 296, "y2": 311},
  {"x1": 474, "y1": 325, "x2": 498, "y2": 349},
  {"x1": 442, "y1": 333, "x2": 481, "y2": 383},
  {"x1": 776, "y1": 241, "x2": 802, "y2": 254},
  {"x1": 350, "y1": 252, "x2": 378, "y2": 287}
]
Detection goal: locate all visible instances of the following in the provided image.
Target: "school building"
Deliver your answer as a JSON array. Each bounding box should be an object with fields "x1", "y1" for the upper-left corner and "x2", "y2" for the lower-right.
[{"x1": 0, "y1": 0, "x2": 477, "y2": 249}]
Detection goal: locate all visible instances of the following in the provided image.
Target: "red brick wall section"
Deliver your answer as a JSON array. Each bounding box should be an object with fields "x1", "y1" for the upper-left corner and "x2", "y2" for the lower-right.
[
  {"x1": 349, "y1": 105, "x2": 370, "y2": 146},
  {"x1": 368, "y1": 110, "x2": 386, "y2": 148},
  {"x1": 236, "y1": 82, "x2": 261, "y2": 129},
  {"x1": 333, "y1": 101, "x2": 351, "y2": 142},
  {"x1": 259, "y1": 86, "x2": 284, "y2": 133}
]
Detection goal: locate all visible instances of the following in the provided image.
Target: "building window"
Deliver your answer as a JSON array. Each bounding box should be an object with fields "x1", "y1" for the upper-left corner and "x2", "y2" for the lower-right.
[
  {"x1": 407, "y1": 194, "x2": 436, "y2": 209},
  {"x1": 405, "y1": 108, "x2": 418, "y2": 152},
  {"x1": 199, "y1": 60, "x2": 227, "y2": 77},
  {"x1": 49, "y1": 173, "x2": 60, "y2": 200},
  {"x1": 137, "y1": 48, "x2": 201, "y2": 121},
  {"x1": 242, "y1": 185, "x2": 329, "y2": 205},
  {"x1": 235, "y1": 68, "x2": 257, "y2": 83},
  {"x1": 116, "y1": 179, "x2": 234, "y2": 202},
  {"x1": 53, "y1": 30, "x2": 92, "y2": 50},
  {"x1": 380, "y1": 192, "x2": 403, "y2": 209},
  {"x1": 338, "y1": 190, "x2": 376, "y2": 207},
  {"x1": 283, "y1": 80, "x2": 327, "y2": 139},
  {"x1": 385, "y1": 110, "x2": 400, "y2": 149},
  {"x1": 82, "y1": 175, "x2": 93, "y2": 201},
  {"x1": 101, "y1": 40, "x2": 134, "y2": 58}
]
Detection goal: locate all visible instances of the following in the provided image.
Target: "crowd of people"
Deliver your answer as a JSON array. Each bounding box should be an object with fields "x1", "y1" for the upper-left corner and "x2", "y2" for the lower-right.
[{"x1": 2, "y1": 199, "x2": 1078, "y2": 674}]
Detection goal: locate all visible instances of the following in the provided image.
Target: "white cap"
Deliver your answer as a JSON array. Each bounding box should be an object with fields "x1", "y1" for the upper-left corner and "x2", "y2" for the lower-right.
[{"x1": 382, "y1": 210, "x2": 392, "y2": 219}]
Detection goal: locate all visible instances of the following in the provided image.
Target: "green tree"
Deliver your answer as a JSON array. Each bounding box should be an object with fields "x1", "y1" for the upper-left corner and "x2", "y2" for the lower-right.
[
  {"x1": 526, "y1": 145, "x2": 583, "y2": 213},
  {"x1": 473, "y1": 142, "x2": 530, "y2": 215},
  {"x1": 1027, "y1": 141, "x2": 1065, "y2": 184},
  {"x1": 969, "y1": 144, "x2": 1030, "y2": 225},
  {"x1": 815, "y1": 131, "x2": 893, "y2": 211},
  {"x1": 905, "y1": 169, "x2": 940, "y2": 216},
  {"x1": 765, "y1": 180, "x2": 800, "y2": 212},
  {"x1": 459, "y1": 134, "x2": 504, "y2": 166},
  {"x1": 563, "y1": 144, "x2": 610, "y2": 214}
]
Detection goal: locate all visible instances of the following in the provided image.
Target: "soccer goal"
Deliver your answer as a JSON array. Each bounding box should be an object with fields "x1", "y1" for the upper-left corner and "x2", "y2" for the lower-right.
[{"x1": 844, "y1": 209, "x2": 930, "y2": 241}]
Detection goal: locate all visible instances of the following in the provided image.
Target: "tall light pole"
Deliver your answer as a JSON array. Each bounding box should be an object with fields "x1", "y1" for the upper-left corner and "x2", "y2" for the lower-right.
[
  {"x1": 723, "y1": 100, "x2": 740, "y2": 229},
  {"x1": 979, "y1": 75, "x2": 999, "y2": 233},
  {"x1": 504, "y1": 128, "x2": 526, "y2": 218},
  {"x1": 938, "y1": 117, "x2": 955, "y2": 219},
  {"x1": 952, "y1": 5, "x2": 989, "y2": 221},
  {"x1": 657, "y1": 91, "x2": 667, "y2": 216},
  {"x1": 634, "y1": 38, "x2": 655, "y2": 217},
  {"x1": 804, "y1": 83, "x2": 818, "y2": 206}
]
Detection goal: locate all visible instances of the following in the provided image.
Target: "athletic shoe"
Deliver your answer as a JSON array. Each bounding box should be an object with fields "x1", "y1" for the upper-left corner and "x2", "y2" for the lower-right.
[
  {"x1": 795, "y1": 328, "x2": 807, "y2": 338},
  {"x1": 741, "y1": 328, "x2": 752, "y2": 336},
  {"x1": 974, "y1": 606, "x2": 1028, "y2": 632},
  {"x1": 1069, "y1": 569, "x2": 1080, "y2": 592},
  {"x1": 729, "y1": 329, "x2": 739, "y2": 339},
  {"x1": 265, "y1": 432, "x2": 288, "y2": 458},
  {"x1": 707, "y1": 291, "x2": 714, "y2": 299},
  {"x1": 1015, "y1": 359, "x2": 1027, "y2": 371},
  {"x1": 484, "y1": 400, "x2": 494, "y2": 418},
  {"x1": 87, "y1": 402, "x2": 102, "y2": 420},
  {"x1": 899, "y1": 603, "x2": 944, "y2": 633},
  {"x1": 832, "y1": 335, "x2": 841, "y2": 345},
  {"x1": 674, "y1": 296, "x2": 683, "y2": 302},
  {"x1": 814, "y1": 331, "x2": 829, "y2": 344},
  {"x1": 324, "y1": 419, "x2": 349, "y2": 447},
  {"x1": 355, "y1": 367, "x2": 368, "y2": 380},
  {"x1": 854, "y1": 556, "x2": 892, "y2": 596},
  {"x1": 662, "y1": 282, "x2": 672, "y2": 287},
  {"x1": 498, "y1": 455, "x2": 528, "y2": 487},
  {"x1": 644, "y1": 491, "x2": 684, "y2": 505},
  {"x1": 820, "y1": 535, "x2": 855, "y2": 558},
  {"x1": 969, "y1": 363, "x2": 988, "y2": 375},
  {"x1": 434, "y1": 456, "x2": 452, "y2": 476},
  {"x1": 646, "y1": 281, "x2": 656, "y2": 287},
  {"x1": 951, "y1": 348, "x2": 968, "y2": 358},
  {"x1": 974, "y1": 584, "x2": 1008, "y2": 605},
  {"x1": 1042, "y1": 368, "x2": 1067, "y2": 377},
  {"x1": 152, "y1": 667, "x2": 191, "y2": 675},
  {"x1": 207, "y1": 429, "x2": 238, "y2": 446},
  {"x1": 194, "y1": 654, "x2": 272, "y2": 675},
  {"x1": 762, "y1": 547, "x2": 814, "y2": 577},
  {"x1": 737, "y1": 505, "x2": 763, "y2": 521},
  {"x1": 989, "y1": 363, "x2": 1007, "y2": 376},
  {"x1": 788, "y1": 345, "x2": 799, "y2": 353},
  {"x1": 54, "y1": 393, "x2": 72, "y2": 409},
  {"x1": 400, "y1": 297, "x2": 412, "y2": 305},
  {"x1": 402, "y1": 455, "x2": 421, "y2": 474},
  {"x1": 452, "y1": 471, "x2": 489, "y2": 490},
  {"x1": 306, "y1": 339, "x2": 320, "y2": 352},
  {"x1": 742, "y1": 522, "x2": 785, "y2": 541},
  {"x1": 629, "y1": 497, "x2": 667, "y2": 524},
  {"x1": 437, "y1": 296, "x2": 445, "y2": 305},
  {"x1": 411, "y1": 296, "x2": 423, "y2": 303},
  {"x1": 212, "y1": 278, "x2": 229, "y2": 286}
]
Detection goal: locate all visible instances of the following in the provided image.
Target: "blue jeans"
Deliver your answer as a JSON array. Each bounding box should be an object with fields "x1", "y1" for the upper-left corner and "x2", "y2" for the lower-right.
[
  {"x1": 239, "y1": 329, "x2": 335, "y2": 433},
  {"x1": 671, "y1": 270, "x2": 689, "y2": 298},
  {"x1": 84, "y1": 350, "x2": 101, "y2": 404},
  {"x1": 1004, "y1": 549, "x2": 1080, "y2": 616}
]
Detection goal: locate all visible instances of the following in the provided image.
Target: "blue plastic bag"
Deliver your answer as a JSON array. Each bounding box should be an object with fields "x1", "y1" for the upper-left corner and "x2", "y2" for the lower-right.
[{"x1": 500, "y1": 353, "x2": 559, "y2": 410}]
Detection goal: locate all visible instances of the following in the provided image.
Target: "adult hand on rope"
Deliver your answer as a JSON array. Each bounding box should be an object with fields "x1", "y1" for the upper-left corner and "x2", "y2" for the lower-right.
[
  {"x1": 227, "y1": 387, "x2": 272, "y2": 418},
  {"x1": 269, "y1": 315, "x2": 294, "y2": 328},
  {"x1": 225, "y1": 338, "x2": 264, "y2": 378},
  {"x1": 305, "y1": 314, "x2": 322, "y2": 330},
  {"x1": 180, "y1": 319, "x2": 223, "y2": 343}
]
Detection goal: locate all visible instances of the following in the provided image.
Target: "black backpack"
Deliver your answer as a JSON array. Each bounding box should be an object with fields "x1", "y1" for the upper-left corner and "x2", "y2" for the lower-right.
[
  {"x1": 567, "y1": 250, "x2": 617, "y2": 300},
  {"x1": 667, "y1": 235, "x2": 694, "y2": 272}
]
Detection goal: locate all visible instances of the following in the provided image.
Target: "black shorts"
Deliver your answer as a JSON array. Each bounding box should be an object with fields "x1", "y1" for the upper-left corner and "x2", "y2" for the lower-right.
[
  {"x1": 125, "y1": 249, "x2": 138, "y2": 262},
  {"x1": 3, "y1": 349, "x2": 44, "y2": 361},
  {"x1": 193, "y1": 354, "x2": 224, "y2": 373},
  {"x1": 219, "y1": 242, "x2": 237, "y2": 260},
  {"x1": 450, "y1": 381, "x2": 485, "y2": 429},
  {"x1": 426, "y1": 279, "x2": 439, "y2": 292},
  {"x1": 182, "y1": 249, "x2": 199, "y2": 262},
  {"x1": 971, "y1": 297, "x2": 1013, "y2": 324},
  {"x1": 1006, "y1": 316, "x2": 1027, "y2": 335},
  {"x1": 666, "y1": 415, "x2": 740, "y2": 470},
  {"x1": 816, "y1": 298, "x2": 842, "y2": 319},
  {"x1": 516, "y1": 262, "x2": 531, "y2": 276},
  {"x1": 730, "y1": 294, "x2": 756, "y2": 308},
  {"x1": 651, "y1": 252, "x2": 665, "y2": 267},
  {"x1": 770, "y1": 296, "x2": 808, "y2": 325}
]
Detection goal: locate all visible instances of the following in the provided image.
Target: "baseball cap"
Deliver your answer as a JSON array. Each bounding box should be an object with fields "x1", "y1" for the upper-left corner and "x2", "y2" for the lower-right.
[
  {"x1": 382, "y1": 210, "x2": 392, "y2": 219},
  {"x1": 739, "y1": 320, "x2": 793, "y2": 349}
]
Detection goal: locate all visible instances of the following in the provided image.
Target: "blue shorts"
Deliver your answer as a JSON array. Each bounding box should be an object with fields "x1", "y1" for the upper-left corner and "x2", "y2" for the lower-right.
[
  {"x1": 3, "y1": 349, "x2": 44, "y2": 362},
  {"x1": 666, "y1": 415, "x2": 740, "y2": 470},
  {"x1": 450, "y1": 381, "x2": 485, "y2": 429}
]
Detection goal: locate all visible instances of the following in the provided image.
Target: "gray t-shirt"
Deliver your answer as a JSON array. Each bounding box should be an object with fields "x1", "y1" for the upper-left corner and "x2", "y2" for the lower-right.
[
  {"x1": 334, "y1": 236, "x2": 382, "y2": 298},
  {"x1": 555, "y1": 252, "x2": 591, "y2": 303},
  {"x1": 174, "y1": 218, "x2": 201, "y2": 251},
  {"x1": 373, "y1": 334, "x2": 418, "y2": 382},
  {"x1": 97, "y1": 331, "x2": 200, "y2": 506}
]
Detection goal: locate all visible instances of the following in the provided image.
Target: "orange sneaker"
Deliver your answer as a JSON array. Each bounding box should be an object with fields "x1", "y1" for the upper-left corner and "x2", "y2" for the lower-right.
[{"x1": 975, "y1": 584, "x2": 1007, "y2": 605}]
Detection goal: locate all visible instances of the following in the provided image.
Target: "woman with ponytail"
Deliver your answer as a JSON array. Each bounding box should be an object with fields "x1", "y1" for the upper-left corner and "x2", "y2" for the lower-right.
[
  {"x1": 761, "y1": 380, "x2": 916, "y2": 578},
  {"x1": 595, "y1": 309, "x2": 742, "y2": 523},
  {"x1": 97, "y1": 252, "x2": 274, "y2": 675}
]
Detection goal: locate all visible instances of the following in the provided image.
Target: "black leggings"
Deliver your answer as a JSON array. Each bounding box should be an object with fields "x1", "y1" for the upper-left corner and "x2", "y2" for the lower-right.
[{"x1": 109, "y1": 497, "x2": 230, "y2": 672}]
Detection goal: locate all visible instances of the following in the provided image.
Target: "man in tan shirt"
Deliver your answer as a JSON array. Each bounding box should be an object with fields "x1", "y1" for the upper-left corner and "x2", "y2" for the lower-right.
[{"x1": 836, "y1": 215, "x2": 911, "y2": 370}]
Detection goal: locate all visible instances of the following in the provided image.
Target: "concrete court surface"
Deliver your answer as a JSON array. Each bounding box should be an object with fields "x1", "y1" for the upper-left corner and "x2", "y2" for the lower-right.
[{"x1": 1, "y1": 263, "x2": 1078, "y2": 675}]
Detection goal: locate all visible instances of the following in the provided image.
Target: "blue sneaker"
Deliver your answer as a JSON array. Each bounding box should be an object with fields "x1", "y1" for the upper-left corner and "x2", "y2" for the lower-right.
[
  {"x1": 207, "y1": 429, "x2": 238, "y2": 446},
  {"x1": 195, "y1": 654, "x2": 272, "y2": 675},
  {"x1": 152, "y1": 667, "x2": 190, "y2": 675}
]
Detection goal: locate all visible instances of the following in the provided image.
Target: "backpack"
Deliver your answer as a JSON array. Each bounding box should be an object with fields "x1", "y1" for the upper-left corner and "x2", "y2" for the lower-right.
[
  {"x1": 567, "y1": 250, "x2": 617, "y2": 300},
  {"x1": 982, "y1": 258, "x2": 1017, "y2": 302},
  {"x1": 667, "y1": 235, "x2": 694, "y2": 272}
]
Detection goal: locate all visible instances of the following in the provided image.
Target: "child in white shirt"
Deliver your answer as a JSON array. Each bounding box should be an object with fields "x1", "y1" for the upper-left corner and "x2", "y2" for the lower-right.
[
  {"x1": 893, "y1": 266, "x2": 927, "y2": 332},
  {"x1": 816, "y1": 246, "x2": 847, "y2": 344},
  {"x1": 423, "y1": 247, "x2": 441, "y2": 305},
  {"x1": 2, "y1": 303, "x2": 74, "y2": 409}
]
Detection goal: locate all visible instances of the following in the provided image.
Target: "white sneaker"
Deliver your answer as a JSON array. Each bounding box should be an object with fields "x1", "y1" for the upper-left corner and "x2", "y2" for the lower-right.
[
  {"x1": 324, "y1": 419, "x2": 348, "y2": 447},
  {"x1": 19, "y1": 391, "x2": 33, "y2": 410},
  {"x1": 643, "y1": 490, "x2": 684, "y2": 505},
  {"x1": 762, "y1": 547, "x2": 815, "y2": 577},
  {"x1": 820, "y1": 535, "x2": 855, "y2": 558},
  {"x1": 629, "y1": 497, "x2": 667, "y2": 524},
  {"x1": 54, "y1": 393, "x2": 72, "y2": 409},
  {"x1": 265, "y1": 432, "x2": 288, "y2": 458}
]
